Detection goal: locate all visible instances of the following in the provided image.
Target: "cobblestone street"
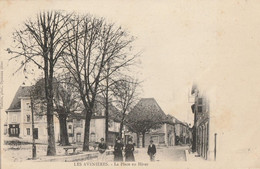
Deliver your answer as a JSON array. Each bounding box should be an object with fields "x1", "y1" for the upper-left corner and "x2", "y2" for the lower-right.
[{"x1": 90, "y1": 146, "x2": 189, "y2": 162}]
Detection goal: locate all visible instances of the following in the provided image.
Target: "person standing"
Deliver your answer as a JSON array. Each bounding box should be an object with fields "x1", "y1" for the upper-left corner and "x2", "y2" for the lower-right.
[
  {"x1": 114, "y1": 137, "x2": 124, "y2": 161},
  {"x1": 98, "y1": 138, "x2": 107, "y2": 161},
  {"x1": 147, "y1": 140, "x2": 156, "y2": 161},
  {"x1": 125, "y1": 139, "x2": 135, "y2": 161}
]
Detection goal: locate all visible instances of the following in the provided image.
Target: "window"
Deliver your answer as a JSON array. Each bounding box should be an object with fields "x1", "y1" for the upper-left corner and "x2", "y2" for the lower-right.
[
  {"x1": 26, "y1": 115, "x2": 30, "y2": 122},
  {"x1": 26, "y1": 128, "x2": 30, "y2": 135},
  {"x1": 26, "y1": 102, "x2": 31, "y2": 109},
  {"x1": 0, "y1": 86, "x2": 3, "y2": 95},
  {"x1": 33, "y1": 128, "x2": 38, "y2": 139},
  {"x1": 0, "y1": 70, "x2": 3, "y2": 84},
  {"x1": 0, "y1": 96, "x2": 3, "y2": 109},
  {"x1": 68, "y1": 125, "x2": 72, "y2": 133},
  {"x1": 90, "y1": 120, "x2": 95, "y2": 128},
  {"x1": 12, "y1": 115, "x2": 17, "y2": 122},
  {"x1": 76, "y1": 133, "x2": 81, "y2": 142},
  {"x1": 10, "y1": 128, "x2": 15, "y2": 134},
  {"x1": 198, "y1": 98, "x2": 203, "y2": 105},
  {"x1": 74, "y1": 119, "x2": 82, "y2": 128},
  {"x1": 198, "y1": 106, "x2": 203, "y2": 113},
  {"x1": 90, "y1": 133, "x2": 96, "y2": 142},
  {"x1": 4, "y1": 126, "x2": 7, "y2": 135}
]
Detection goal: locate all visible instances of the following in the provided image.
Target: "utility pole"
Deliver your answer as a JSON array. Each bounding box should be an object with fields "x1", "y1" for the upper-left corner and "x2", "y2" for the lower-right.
[
  {"x1": 214, "y1": 133, "x2": 217, "y2": 161},
  {"x1": 30, "y1": 92, "x2": 36, "y2": 159}
]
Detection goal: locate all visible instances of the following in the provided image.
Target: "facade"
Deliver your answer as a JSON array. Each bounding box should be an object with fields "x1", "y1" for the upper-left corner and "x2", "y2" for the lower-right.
[
  {"x1": 5, "y1": 86, "x2": 60, "y2": 143},
  {"x1": 125, "y1": 98, "x2": 177, "y2": 147},
  {"x1": 169, "y1": 115, "x2": 192, "y2": 145},
  {"x1": 5, "y1": 86, "x2": 120, "y2": 146},
  {"x1": 126, "y1": 123, "x2": 175, "y2": 147},
  {"x1": 126, "y1": 116, "x2": 192, "y2": 147},
  {"x1": 67, "y1": 115, "x2": 120, "y2": 146},
  {"x1": 146, "y1": 123, "x2": 175, "y2": 146},
  {"x1": 191, "y1": 84, "x2": 213, "y2": 160}
]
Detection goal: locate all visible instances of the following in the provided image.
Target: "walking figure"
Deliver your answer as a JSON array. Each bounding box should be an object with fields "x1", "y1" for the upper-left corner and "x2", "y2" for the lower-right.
[
  {"x1": 125, "y1": 139, "x2": 135, "y2": 161},
  {"x1": 147, "y1": 140, "x2": 156, "y2": 161},
  {"x1": 114, "y1": 137, "x2": 124, "y2": 161},
  {"x1": 98, "y1": 138, "x2": 107, "y2": 161}
]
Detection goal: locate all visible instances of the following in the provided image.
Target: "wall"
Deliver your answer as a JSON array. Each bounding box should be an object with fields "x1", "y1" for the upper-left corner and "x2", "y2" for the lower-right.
[{"x1": 72, "y1": 118, "x2": 106, "y2": 143}]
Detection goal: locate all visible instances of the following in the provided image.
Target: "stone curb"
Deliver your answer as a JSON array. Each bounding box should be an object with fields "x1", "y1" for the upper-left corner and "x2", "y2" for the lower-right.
[{"x1": 34, "y1": 150, "x2": 139, "y2": 162}]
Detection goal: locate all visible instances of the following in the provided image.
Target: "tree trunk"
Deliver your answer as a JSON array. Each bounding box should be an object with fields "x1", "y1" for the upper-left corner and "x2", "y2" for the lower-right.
[
  {"x1": 105, "y1": 66, "x2": 109, "y2": 144},
  {"x1": 46, "y1": 102, "x2": 56, "y2": 155},
  {"x1": 105, "y1": 93, "x2": 109, "y2": 144},
  {"x1": 136, "y1": 133, "x2": 140, "y2": 148},
  {"x1": 119, "y1": 113, "x2": 126, "y2": 139},
  {"x1": 45, "y1": 66, "x2": 56, "y2": 156},
  {"x1": 119, "y1": 121, "x2": 124, "y2": 139},
  {"x1": 58, "y1": 113, "x2": 70, "y2": 146},
  {"x1": 83, "y1": 111, "x2": 91, "y2": 151},
  {"x1": 142, "y1": 131, "x2": 145, "y2": 148}
]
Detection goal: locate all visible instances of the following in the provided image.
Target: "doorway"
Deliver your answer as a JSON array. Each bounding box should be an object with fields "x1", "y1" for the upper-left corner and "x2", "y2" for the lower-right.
[{"x1": 9, "y1": 124, "x2": 20, "y2": 137}]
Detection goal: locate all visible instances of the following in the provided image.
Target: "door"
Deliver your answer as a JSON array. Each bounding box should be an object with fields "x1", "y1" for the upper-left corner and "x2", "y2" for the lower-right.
[
  {"x1": 9, "y1": 124, "x2": 20, "y2": 137},
  {"x1": 76, "y1": 133, "x2": 81, "y2": 143}
]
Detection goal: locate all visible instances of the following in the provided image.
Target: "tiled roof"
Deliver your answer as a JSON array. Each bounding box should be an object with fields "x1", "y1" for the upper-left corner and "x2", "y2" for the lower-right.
[
  {"x1": 6, "y1": 86, "x2": 32, "y2": 112},
  {"x1": 130, "y1": 98, "x2": 167, "y2": 118}
]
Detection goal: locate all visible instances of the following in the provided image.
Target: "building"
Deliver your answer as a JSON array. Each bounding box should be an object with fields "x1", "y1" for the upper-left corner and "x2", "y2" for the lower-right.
[
  {"x1": 191, "y1": 84, "x2": 214, "y2": 160},
  {"x1": 5, "y1": 86, "x2": 121, "y2": 146},
  {"x1": 5, "y1": 86, "x2": 60, "y2": 143},
  {"x1": 167, "y1": 115, "x2": 192, "y2": 145},
  {"x1": 125, "y1": 98, "x2": 176, "y2": 147},
  {"x1": 66, "y1": 98, "x2": 121, "y2": 146}
]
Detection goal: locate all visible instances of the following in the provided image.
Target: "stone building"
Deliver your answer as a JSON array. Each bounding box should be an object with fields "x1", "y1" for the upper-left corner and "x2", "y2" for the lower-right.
[{"x1": 191, "y1": 84, "x2": 215, "y2": 160}]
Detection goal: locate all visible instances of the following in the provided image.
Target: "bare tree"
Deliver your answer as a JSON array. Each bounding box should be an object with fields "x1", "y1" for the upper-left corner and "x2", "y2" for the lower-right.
[
  {"x1": 7, "y1": 11, "x2": 74, "y2": 155},
  {"x1": 112, "y1": 76, "x2": 139, "y2": 139},
  {"x1": 61, "y1": 15, "x2": 136, "y2": 151}
]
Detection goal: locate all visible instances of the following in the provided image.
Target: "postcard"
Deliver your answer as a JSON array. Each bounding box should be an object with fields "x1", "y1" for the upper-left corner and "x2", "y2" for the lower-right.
[{"x1": 1, "y1": 0, "x2": 260, "y2": 169}]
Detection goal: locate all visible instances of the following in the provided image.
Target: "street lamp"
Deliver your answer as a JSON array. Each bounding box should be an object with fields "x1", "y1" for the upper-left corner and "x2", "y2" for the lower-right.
[{"x1": 30, "y1": 91, "x2": 36, "y2": 159}]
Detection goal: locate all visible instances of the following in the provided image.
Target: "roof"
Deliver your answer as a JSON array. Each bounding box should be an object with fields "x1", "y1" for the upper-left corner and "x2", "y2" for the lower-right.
[
  {"x1": 129, "y1": 98, "x2": 167, "y2": 119},
  {"x1": 164, "y1": 114, "x2": 176, "y2": 125},
  {"x1": 6, "y1": 86, "x2": 32, "y2": 112}
]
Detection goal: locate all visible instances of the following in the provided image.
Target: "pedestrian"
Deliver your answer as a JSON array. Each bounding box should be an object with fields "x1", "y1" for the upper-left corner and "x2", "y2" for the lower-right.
[
  {"x1": 147, "y1": 140, "x2": 156, "y2": 161},
  {"x1": 114, "y1": 137, "x2": 124, "y2": 161},
  {"x1": 98, "y1": 138, "x2": 107, "y2": 161},
  {"x1": 125, "y1": 139, "x2": 135, "y2": 161}
]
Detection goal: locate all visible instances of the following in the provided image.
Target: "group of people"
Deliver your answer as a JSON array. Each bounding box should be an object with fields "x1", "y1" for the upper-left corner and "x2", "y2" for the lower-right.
[{"x1": 98, "y1": 137, "x2": 157, "y2": 162}]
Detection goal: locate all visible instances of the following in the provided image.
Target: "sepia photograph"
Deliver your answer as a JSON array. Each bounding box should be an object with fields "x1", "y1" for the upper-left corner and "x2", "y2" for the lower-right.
[{"x1": 0, "y1": 0, "x2": 260, "y2": 169}]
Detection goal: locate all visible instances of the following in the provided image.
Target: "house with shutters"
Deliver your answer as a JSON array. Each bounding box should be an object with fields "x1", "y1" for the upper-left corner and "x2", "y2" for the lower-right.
[
  {"x1": 4, "y1": 86, "x2": 60, "y2": 143},
  {"x1": 66, "y1": 96, "x2": 121, "y2": 146},
  {"x1": 191, "y1": 84, "x2": 212, "y2": 160},
  {"x1": 5, "y1": 85, "x2": 121, "y2": 146}
]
